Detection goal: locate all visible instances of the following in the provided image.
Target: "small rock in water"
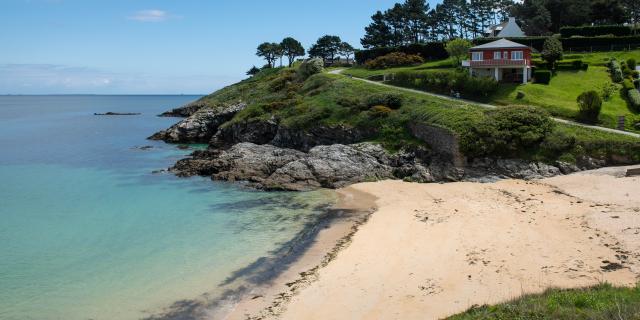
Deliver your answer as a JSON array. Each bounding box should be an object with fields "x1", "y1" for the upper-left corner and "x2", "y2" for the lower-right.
[
  {"x1": 132, "y1": 145, "x2": 154, "y2": 150},
  {"x1": 177, "y1": 145, "x2": 191, "y2": 150},
  {"x1": 94, "y1": 112, "x2": 141, "y2": 116}
]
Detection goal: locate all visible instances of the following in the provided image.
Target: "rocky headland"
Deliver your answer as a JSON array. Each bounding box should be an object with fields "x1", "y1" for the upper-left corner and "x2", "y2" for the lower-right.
[{"x1": 148, "y1": 99, "x2": 614, "y2": 191}]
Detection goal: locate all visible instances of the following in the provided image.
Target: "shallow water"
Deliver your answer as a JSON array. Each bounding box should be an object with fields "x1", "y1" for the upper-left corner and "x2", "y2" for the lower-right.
[{"x1": 0, "y1": 96, "x2": 334, "y2": 320}]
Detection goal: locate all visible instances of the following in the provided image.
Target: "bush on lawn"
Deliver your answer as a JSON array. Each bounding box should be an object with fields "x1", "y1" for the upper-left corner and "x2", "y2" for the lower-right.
[
  {"x1": 623, "y1": 79, "x2": 636, "y2": 92},
  {"x1": 628, "y1": 89, "x2": 640, "y2": 110},
  {"x1": 600, "y1": 82, "x2": 617, "y2": 101},
  {"x1": 366, "y1": 93, "x2": 403, "y2": 109},
  {"x1": 364, "y1": 52, "x2": 424, "y2": 70},
  {"x1": 628, "y1": 58, "x2": 637, "y2": 70},
  {"x1": 516, "y1": 91, "x2": 526, "y2": 99},
  {"x1": 461, "y1": 106, "x2": 554, "y2": 158},
  {"x1": 576, "y1": 90, "x2": 602, "y2": 124},
  {"x1": 534, "y1": 70, "x2": 552, "y2": 84},
  {"x1": 541, "y1": 129, "x2": 576, "y2": 154},
  {"x1": 608, "y1": 59, "x2": 623, "y2": 82}
]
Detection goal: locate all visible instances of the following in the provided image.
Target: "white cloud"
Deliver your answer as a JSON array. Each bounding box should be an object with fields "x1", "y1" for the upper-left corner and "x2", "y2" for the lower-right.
[{"x1": 128, "y1": 9, "x2": 169, "y2": 22}]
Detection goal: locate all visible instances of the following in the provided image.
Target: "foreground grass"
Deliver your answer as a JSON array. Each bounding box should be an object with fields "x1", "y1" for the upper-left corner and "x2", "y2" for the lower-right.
[{"x1": 447, "y1": 283, "x2": 640, "y2": 320}]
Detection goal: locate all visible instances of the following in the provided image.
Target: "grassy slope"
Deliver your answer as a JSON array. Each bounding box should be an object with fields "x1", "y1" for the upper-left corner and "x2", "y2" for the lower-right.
[
  {"x1": 347, "y1": 51, "x2": 640, "y2": 132},
  {"x1": 191, "y1": 66, "x2": 639, "y2": 162},
  {"x1": 447, "y1": 283, "x2": 640, "y2": 320}
]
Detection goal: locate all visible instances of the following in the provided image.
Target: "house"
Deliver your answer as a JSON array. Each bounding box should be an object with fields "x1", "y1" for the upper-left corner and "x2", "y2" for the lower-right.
[
  {"x1": 484, "y1": 17, "x2": 526, "y2": 38},
  {"x1": 461, "y1": 39, "x2": 533, "y2": 84}
]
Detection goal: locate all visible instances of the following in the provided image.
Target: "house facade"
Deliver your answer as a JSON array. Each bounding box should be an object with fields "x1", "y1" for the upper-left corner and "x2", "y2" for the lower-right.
[{"x1": 462, "y1": 39, "x2": 533, "y2": 84}]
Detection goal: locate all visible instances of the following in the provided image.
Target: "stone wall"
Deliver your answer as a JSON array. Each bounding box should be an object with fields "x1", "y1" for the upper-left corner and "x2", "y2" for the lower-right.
[{"x1": 408, "y1": 122, "x2": 466, "y2": 167}]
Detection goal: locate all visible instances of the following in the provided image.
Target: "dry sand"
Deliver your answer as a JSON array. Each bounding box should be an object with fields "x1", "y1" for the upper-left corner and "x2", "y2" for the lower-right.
[{"x1": 234, "y1": 165, "x2": 640, "y2": 320}]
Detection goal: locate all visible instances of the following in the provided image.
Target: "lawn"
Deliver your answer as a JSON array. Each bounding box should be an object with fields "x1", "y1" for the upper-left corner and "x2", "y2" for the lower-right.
[
  {"x1": 491, "y1": 66, "x2": 637, "y2": 131},
  {"x1": 348, "y1": 50, "x2": 640, "y2": 132},
  {"x1": 447, "y1": 283, "x2": 640, "y2": 320}
]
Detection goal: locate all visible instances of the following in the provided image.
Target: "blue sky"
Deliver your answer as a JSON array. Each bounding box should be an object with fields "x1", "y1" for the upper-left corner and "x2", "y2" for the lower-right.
[{"x1": 0, "y1": 0, "x2": 440, "y2": 94}]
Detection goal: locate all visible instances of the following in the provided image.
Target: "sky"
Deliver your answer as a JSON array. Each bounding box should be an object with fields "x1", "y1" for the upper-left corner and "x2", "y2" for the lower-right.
[{"x1": 0, "y1": 0, "x2": 440, "y2": 94}]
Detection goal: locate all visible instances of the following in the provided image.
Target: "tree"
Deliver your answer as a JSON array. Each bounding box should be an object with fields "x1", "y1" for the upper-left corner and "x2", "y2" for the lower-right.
[
  {"x1": 577, "y1": 91, "x2": 602, "y2": 124},
  {"x1": 622, "y1": 0, "x2": 640, "y2": 33},
  {"x1": 512, "y1": 0, "x2": 552, "y2": 36},
  {"x1": 256, "y1": 42, "x2": 281, "y2": 68},
  {"x1": 590, "y1": 0, "x2": 628, "y2": 25},
  {"x1": 361, "y1": 11, "x2": 393, "y2": 49},
  {"x1": 403, "y1": 0, "x2": 430, "y2": 43},
  {"x1": 246, "y1": 66, "x2": 260, "y2": 76},
  {"x1": 339, "y1": 42, "x2": 355, "y2": 64},
  {"x1": 445, "y1": 38, "x2": 472, "y2": 66},
  {"x1": 308, "y1": 35, "x2": 343, "y2": 63},
  {"x1": 280, "y1": 37, "x2": 305, "y2": 67},
  {"x1": 541, "y1": 36, "x2": 563, "y2": 70}
]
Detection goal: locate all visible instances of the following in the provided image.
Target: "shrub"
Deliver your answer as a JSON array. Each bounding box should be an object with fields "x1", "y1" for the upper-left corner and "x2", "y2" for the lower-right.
[
  {"x1": 268, "y1": 69, "x2": 297, "y2": 92},
  {"x1": 516, "y1": 91, "x2": 526, "y2": 99},
  {"x1": 628, "y1": 58, "x2": 637, "y2": 70},
  {"x1": 297, "y1": 58, "x2": 324, "y2": 80},
  {"x1": 541, "y1": 36, "x2": 563, "y2": 70},
  {"x1": 366, "y1": 93, "x2": 403, "y2": 109},
  {"x1": 635, "y1": 79, "x2": 640, "y2": 89},
  {"x1": 623, "y1": 79, "x2": 636, "y2": 92},
  {"x1": 355, "y1": 42, "x2": 448, "y2": 65},
  {"x1": 600, "y1": 82, "x2": 617, "y2": 101},
  {"x1": 608, "y1": 59, "x2": 623, "y2": 82},
  {"x1": 301, "y1": 73, "x2": 332, "y2": 94},
  {"x1": 369, "y1": 105, "x2": 393, "y2": 117},
  {"x1": 560, "y1": 25, "x2": 633, "y2": 37},
  {"x1": 628, "y1": 89, "x2": 640, "y2": 110},
  {"x1": 632, "y1": 70, "x2": 639, "y2": 79},
  {"x1": 461, "y1": 106, "x2": 554, "y2": 158},
  {"x1": 364, "y1": 52, "x2": 424, "y2": 70},
  {"x1": 534, "y1": 70, "x2": 552, "y2": 84},
  {"x1": 336, "y1": 96, "x2": 365, "y2": 110},
  {"x1": 576, "y1": 91, "x2": 602, "y2": 124},
  {"x1": 541, "y1": 130, "x2": 576, "y2": 154}
]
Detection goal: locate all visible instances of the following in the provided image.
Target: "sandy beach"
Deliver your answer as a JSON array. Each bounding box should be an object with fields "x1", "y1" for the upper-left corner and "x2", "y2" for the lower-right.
[{"x1": 231, "y1": 165, "x2": 640, "y2": 320}]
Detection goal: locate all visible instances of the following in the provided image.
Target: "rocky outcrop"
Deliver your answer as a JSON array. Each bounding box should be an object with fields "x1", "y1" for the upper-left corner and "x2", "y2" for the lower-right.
[
  {"x1": 169, "y1": 142, "x2": 571, "y2": 191},
  {"x1": 209, "y1": 119, "x2": 280, "y2": 148},
  {"x1": 270, "y1": 125, "x2": 377, "y2": 152},
  {"x1": 159, "y1": 101, "x2": 208, "y2": 117},
  {"x1": 149, "y1": 103, "x2": 247, "y2": 143},
  {"x1": 173, "y1": 142, "x2": 421, "y2": 191}
]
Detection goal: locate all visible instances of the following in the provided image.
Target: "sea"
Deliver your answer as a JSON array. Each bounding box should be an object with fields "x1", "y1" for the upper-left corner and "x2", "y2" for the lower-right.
[{"x1": 0, "y1": 95, "x2": 335, "y2": 320}]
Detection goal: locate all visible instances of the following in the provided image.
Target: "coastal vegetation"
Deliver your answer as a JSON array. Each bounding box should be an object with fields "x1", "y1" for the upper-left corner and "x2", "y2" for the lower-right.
[{"x1": 447, "y1": 283, "x2": 640, "y2": 320}]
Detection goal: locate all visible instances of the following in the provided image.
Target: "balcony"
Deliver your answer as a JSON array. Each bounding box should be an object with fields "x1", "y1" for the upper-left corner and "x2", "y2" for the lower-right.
[{"x1": 469, "y1": 59, "x2": 528, "y2": 67}]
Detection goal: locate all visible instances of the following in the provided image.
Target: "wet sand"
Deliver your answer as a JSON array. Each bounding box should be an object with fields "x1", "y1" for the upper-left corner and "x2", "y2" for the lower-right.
[{"x1": 239, "y1": 165, "x2": 640, "y2": 320}]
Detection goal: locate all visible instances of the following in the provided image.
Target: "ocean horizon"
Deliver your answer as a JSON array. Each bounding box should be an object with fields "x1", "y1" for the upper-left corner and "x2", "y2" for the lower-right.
[{"x1": 0, "y1": 95, "x2": 335, "y2": 320}]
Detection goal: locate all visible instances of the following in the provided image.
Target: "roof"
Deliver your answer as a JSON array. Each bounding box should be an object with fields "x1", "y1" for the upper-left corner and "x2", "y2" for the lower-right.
[
  {"x1": 471, "y1": 38, "x2": 529, "y2": 50},
  {"x1": 485, "y1": 21, "x2": 507, "y2": 34},
  {"x1": 497, "y1": 18, "x2": 526, "y2": 38}
]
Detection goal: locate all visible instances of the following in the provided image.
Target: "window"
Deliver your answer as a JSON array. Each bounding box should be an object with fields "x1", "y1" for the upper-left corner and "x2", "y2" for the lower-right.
[
  {"x1": 472, "y1": 52, "x2": 483, "y2": 61},
  {"x1": 504, "y1": 51, "x2": 508, "y2": 59},
  {"x1": 511, "y1": 51, "x2": 524, "y2": 60},
  {"x1": 493, "y1": 51, "x2": 501, "y2": 59}
]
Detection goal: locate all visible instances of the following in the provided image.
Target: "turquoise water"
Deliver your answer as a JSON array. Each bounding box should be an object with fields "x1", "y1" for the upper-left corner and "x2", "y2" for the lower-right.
[{"x1": 0, "y1": 96, "x2": 334, "y2": 320}]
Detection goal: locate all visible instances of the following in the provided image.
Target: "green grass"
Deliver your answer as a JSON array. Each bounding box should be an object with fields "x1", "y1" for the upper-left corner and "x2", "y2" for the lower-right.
[
  {"x1": 349, "y1": 50, "x2": 640, "y2": 132},
  {"x1": 491, "y1": 66, "x2": 638, "y2": 131},
  {"x1": 447, "y1": 283, "x2": 640, "y2": 320}
]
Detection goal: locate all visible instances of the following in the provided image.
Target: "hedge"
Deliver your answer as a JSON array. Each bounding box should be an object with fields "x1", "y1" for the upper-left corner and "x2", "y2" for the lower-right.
[
  {"x1": 474, "y1": 36, "x2": 640, "y2": 52},
  {"x1": 608, "y1": 60, "x2": 623, "y2": 82},
  {"x1": 355, "y1": 42, "x2": 448, "y2": 64},
  {"x1": 388, "y1": 71, "x2": 499, "y2": 99},
  {"x1": 560, "y1": 25, "x2": 633, "y2": 38},
  {"x1": 629, "y1": 89, "x2": 640, "y2": 110},
  {"x1": 534, "y1": 70, "x2": 552, "y2": 84}
]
